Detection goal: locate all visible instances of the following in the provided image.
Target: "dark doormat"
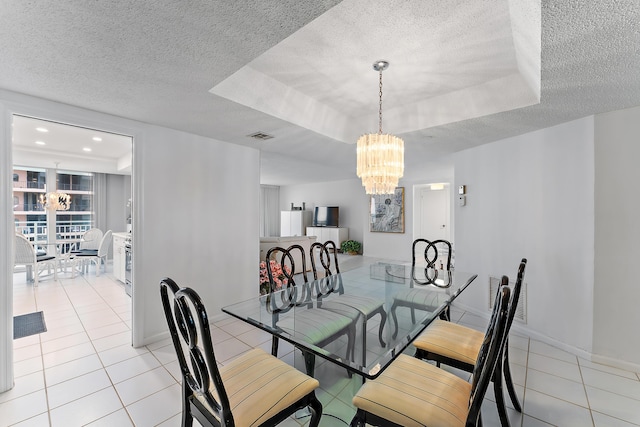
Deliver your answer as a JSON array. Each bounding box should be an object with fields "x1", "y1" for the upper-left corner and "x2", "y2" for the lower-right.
[{"x1": 14, "y1": 311, "x2": 47, "y2": 339}]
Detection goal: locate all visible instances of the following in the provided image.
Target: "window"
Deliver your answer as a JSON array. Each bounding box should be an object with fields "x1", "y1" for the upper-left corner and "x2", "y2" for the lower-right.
[
  {"x1": 57, "y1": 172, "x2": 93, "y2": 192},
  {"x1": 13, "y1": 166, "x2": 95, "y2": 242},
  {"x1": 26, "y1": 170, "x2": 45, "y2": 189}
]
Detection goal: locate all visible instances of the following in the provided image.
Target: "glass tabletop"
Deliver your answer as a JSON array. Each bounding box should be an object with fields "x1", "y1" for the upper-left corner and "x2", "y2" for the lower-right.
[{"x1": 222, "y1": 262, "x2": 477, "y2": 379}]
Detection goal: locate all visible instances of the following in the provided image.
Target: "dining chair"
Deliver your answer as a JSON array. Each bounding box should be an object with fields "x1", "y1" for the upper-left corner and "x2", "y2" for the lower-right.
[
  {"x1": 412, "y1": 259, "x2": 527, "y2": 427},
  {"x1": 79, "y1": 227, "x2": 103, "y2": 250},
  {"x1": 160, "y1": 278, "x2": 323, "y2": 427},
  {"x1": 389, "y1": 238, "x2": 453, "y2": 339},
  {"x1": 14, "y1": 233, "x2": 57, "y2": 286},
  {"x1": 74, "y1": 229, "x2": 112, "y2": 276},
  {"x1": 266, "y1": 244, "x2": 357, "y2": 377},
  {"x1": 310, "y1": 240, "x2": 387, "y2": 349},
  {"x1": 350, "y1": 283, "x2": 511, "y2": 427}
]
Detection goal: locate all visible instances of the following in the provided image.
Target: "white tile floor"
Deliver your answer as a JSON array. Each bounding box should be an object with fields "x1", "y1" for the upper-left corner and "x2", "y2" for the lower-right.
[{"x1": 3, "y1": 260, "x2": 640, "y2": 426}]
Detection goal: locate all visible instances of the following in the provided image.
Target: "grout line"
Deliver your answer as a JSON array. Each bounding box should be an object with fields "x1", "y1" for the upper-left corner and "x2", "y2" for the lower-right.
[
  {"x1": 10, "y1": 267, "x2": 640, "y2": 427},
  {"x1": 577, "y1": 358, "x2": 640, "y2": 404},
  {"x1": 31, "y1": 267, "x2": 137, "y2": 426},
  {"x1": 576, "y1": 351, "x2": 596, "y2": 426},
  {"x1": 516, "y1": 336, "x2": 530, "y2": 427}
]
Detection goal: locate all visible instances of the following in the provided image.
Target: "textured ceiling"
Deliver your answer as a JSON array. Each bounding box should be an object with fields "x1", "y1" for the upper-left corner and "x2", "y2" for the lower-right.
[
  {"x1": 211, "y1": 0, "x2": 541, "y2": 143},
  {"x1": 1, "y1": 0, "x2": 639, "y2": 185}
]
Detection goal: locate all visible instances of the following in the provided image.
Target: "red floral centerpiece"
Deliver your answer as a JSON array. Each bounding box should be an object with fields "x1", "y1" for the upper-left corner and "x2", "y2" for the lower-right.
[{"x1": 259, "y1": 260, "x2": 291, "y2": 295}]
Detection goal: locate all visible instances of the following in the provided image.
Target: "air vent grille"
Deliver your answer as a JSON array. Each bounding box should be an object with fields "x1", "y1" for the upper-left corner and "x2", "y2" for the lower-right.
[
  {"x1": 489, "y1": 275, "x2": 527, "y2": 323},
  {"x1": 247, "y1": 132, "x2": 274, "y2": 141}
]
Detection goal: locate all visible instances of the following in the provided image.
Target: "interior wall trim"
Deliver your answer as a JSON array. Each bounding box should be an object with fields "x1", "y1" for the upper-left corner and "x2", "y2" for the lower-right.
[
  {"x1": 452, "y1": 301, "x2": 640, "y2": 373},
  {"x1": 0, "y1": 103, "x2": 15, "y2": 392}
]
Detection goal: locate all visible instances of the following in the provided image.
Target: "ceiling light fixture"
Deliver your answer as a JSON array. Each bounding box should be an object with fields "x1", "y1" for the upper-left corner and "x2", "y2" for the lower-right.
[
  {"x1": 36, "y1": 127, "x2": 48, "y2": 133},
  {"x1": 40, "y1": 192, "x2": 71, "y2": 211},
  {"x1": 92, "y1": 136, "x2": 102, "y2": 142},
  {"x1": 356, "y1": 60, "x2": 404, "y2": 195},
  {"x1": 39, "y1": 162, "x2": 71, "y2": 211},
  {"x1": 35, "y1": 140, "x2": 46, "y2": 145},
  {"x1": 83, "y1": 147, "x2": 92, "y2": 152}
]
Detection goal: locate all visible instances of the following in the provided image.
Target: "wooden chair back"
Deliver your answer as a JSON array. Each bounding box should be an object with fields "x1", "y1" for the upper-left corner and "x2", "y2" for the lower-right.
[
  {"x1": 309, "y1": 240, "x2": 340, "y2": 280},
  {"x1": 467, "y1": 278, "x2": 511, "y2": 424},
  {"x1": 160, "y1": 278, "x2": 234, "y2": 426},
  {"x1": 80, "y1": 228, "x2": 103, "y2": 250}
]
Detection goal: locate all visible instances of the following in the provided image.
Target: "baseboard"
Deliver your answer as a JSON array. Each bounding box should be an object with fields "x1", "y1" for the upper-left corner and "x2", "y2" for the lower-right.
[
  {"x1": 138, "y1": 330, "x2": 170, "y2": 348},
  {"x1": 139, "y1": 313, "x2": 228, "y2": 348},
  {"x1": 591, "y1": 354, "x2": 640, "y2": 373},
  {"x1": 452, "y1": 301, "x2": 640, "y2": 373}
]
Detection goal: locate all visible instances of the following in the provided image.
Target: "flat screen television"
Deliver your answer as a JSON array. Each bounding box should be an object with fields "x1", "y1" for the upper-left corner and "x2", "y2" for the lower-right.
[{"x1": 313, "y1": 206, "x2": 339, "y2": 227}]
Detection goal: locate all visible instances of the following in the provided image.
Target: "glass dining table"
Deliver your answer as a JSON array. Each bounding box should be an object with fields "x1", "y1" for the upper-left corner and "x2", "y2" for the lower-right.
[
  {"x1": 222, "y1": 262, "x2": 478, "y2": 380},
  {"x1": 25, "y1": 239, "x2": 81, "y2": 281}
]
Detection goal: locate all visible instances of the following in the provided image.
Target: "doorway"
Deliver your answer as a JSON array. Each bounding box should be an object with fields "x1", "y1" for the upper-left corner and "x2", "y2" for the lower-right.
[
  {"x1": 11, "y1": 115, "x2": 133, "y2": 317},
  {"x1": 414, "y1": 183, "x2": 451, "y2": 243}
]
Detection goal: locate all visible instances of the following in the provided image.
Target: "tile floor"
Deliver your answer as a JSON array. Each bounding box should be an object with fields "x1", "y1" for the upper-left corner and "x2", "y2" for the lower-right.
[{"x1": 3, "y1": 259, "x2": 640, "y2": 426}]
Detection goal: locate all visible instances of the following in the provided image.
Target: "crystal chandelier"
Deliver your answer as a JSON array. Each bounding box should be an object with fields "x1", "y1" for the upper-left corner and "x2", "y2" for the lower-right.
[
  {"x1": 39, "y1": 162, "x2": 71, "y2": 211},
  {"x1": 40, "y1": 192, "x2": 71, "y2": 211},
  {"x1": 356, "y1": 60, "x2": 404, "y2": 195}
]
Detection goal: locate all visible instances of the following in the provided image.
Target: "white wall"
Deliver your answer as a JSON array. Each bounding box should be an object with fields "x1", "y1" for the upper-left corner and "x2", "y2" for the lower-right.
[
  {"x1": 453, "y1": 118, "x2": 595, "y2": 355},
  {"x1": 281, "y1": 112, "x2": 640, "y2": 370},
  {"x1": 279, "y1": 179, "x2": 367, "y2": 244},
  {"x1": 0, "y1": 89, "x2": 260, "y2": 391},
  {"x1": 280, "y1": 170, "x2": 455, "y2": 260},
  {"x1": 134, "y1": 125, "x2": 260, "y2": 345},
  {"x1": 593, "y1": 105, "x2": 640, "y2": 368}
]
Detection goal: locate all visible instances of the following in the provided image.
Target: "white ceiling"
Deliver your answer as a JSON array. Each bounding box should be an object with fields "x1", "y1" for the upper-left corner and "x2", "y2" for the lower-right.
[
  {"x1": 211, "y1": 0, "x2": 540, "y2": 143},
  {"x1": 12, "y1": 115, "x2": 132, "y2": 175},
  {"x1": 1, "y1": 0, "x2": 639, "y2": 185}
]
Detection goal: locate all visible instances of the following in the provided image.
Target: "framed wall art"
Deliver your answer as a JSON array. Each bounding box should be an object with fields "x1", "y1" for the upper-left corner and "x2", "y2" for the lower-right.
[{"x1": 370, "y1": 187, "x2": 404, "y2": 233}]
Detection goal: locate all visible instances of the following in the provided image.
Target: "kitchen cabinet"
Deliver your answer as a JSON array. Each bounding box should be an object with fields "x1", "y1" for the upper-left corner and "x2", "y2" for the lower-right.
[
  {"x1": 281, "y1": 210, "x2": 312, "y2": 236},
  {"x1": 306, "y1": 227, "x2": 349, "y2": 247}
]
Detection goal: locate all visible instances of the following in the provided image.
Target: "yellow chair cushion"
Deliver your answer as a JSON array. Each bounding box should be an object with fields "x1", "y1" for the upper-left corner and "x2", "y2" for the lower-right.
[
  {"x1": 196, "y1": 348, "x2": 319, "y2": 426},
  {"x1": 352, "y1": 354, "x2": 472, "y2": 427},
  {"x1": 413, "y1": 319, "x2": 485, "y2": 365}
]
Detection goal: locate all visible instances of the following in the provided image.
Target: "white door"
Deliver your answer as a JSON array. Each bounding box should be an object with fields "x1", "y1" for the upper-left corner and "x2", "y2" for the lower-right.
[{"x1": 418, "y1": 185, "x2": 450, "y2": 241}]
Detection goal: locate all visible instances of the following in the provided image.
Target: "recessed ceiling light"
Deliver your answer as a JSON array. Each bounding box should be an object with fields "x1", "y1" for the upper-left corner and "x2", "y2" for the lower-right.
[
  {"x1": 92, "y1": 137, "x2": 102, "y2": 142},
  {"x1": 83, "y1": 147, "x2": 92, "y2": 152},
  {"x1": 36, "y1": 127, "x2": 49, "y2": 133},
  {"x1": 35, "y1": 141, "x2": 46, "y2": 145}
]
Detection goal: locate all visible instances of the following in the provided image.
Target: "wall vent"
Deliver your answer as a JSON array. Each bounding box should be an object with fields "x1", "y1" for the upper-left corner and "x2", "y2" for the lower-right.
[
  {"x1": 489, "y1": 275, "x2": 527, "y2": 323},
  {"x1": 247, "y1": 131, "x2": 274, "y2": 141}
]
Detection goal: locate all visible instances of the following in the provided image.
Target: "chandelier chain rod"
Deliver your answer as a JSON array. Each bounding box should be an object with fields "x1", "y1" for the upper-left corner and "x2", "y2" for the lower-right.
[{"x1": 378, "y1": 70, "x2": 383, "y2": 134}]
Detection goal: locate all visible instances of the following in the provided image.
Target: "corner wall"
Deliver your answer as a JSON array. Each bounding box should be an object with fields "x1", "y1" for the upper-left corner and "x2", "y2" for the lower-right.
[
  {"x1": 593, "y1": 105, "x2": 640, "y2": 368},
  {"x1": 453, "y1": 117, "x2": 595, "y2": 354},
  {"x1": 133, "y1": 125, "x2": 260, "y2": 345}
]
